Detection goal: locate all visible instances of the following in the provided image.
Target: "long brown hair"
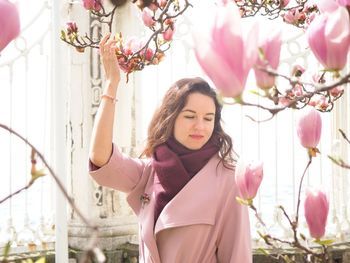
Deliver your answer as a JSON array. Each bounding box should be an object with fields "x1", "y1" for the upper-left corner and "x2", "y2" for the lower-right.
[{"x1": 141, "y1": 77, "x2": 234, "y2": 168}]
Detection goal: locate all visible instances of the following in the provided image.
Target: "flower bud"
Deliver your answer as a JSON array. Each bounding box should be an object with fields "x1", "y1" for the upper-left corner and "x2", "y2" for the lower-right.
[
  {"x1": 83, "y1": 0, "x2": 102, "y2": 12},
  {"x1": 142, "y1": 8, "x2": 155, "y2": 27},
  {"x1": 235, "y1": 158, "x2": 264, "y2": 201},
  {"x1": 296, "y1": 106, "x2": 322, "y2": 156},
  {"x1": 304, "y1": 188, "x2": 329, "y2": 239}
]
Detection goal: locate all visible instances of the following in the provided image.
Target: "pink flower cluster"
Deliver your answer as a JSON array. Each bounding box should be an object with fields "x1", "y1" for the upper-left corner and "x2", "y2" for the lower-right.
[
  {"x1": 82, "y1": 0, "x2": 103, "y2": 12},
  {"x1": 282, "y1": 5, "x2": 318, "y2": 28},
  {"x1": 113, "y1": 35, "x2": 164, "y2": 73},
  {"x1": 141, "y1": 1, "x2": 176, "y2": 42}
]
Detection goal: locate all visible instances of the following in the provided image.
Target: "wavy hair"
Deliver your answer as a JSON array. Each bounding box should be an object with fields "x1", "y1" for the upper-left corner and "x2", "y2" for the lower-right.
[{"x1": 141, "y1": 77, "x2": 235, "y2": 169}]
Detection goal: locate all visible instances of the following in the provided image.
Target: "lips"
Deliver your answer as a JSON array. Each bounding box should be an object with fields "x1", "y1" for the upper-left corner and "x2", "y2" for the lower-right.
[{"x1": 189, "y1": 134, "x2": 204, "y2": 140}]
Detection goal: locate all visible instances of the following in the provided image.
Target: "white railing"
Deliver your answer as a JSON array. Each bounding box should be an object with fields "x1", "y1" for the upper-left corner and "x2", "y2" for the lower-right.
[
  {"x1": 0, "y1": 0, "x2": 349, "y2": 260},
  {"x1": 0, "y1": 0, "x2": 55, "y2": 253}
]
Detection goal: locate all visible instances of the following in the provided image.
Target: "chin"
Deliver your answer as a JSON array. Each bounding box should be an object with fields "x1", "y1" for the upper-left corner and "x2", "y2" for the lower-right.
[{"x1": 185, "y1": 142, "x2": 205, "y2": 150}]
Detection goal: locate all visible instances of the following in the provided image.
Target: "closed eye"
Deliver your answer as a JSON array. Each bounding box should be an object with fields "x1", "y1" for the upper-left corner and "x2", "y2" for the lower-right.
[
  {"x1": 184, "y1": 116, "x2": 195, "y2": 119},
  {"x1": 204, "y1": 118, "x2": 213, "y2": 121}
]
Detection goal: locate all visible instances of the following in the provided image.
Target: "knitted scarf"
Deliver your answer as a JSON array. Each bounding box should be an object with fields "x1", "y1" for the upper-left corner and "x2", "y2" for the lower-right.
[{"x1": 152, "y1": 136, "x2": 219, "y2": 224}]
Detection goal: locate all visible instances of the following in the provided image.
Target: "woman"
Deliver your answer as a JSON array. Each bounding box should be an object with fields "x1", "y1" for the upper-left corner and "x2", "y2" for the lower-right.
[{"x1": 89, "y1": 34, "x2": 252, "y2": 263}]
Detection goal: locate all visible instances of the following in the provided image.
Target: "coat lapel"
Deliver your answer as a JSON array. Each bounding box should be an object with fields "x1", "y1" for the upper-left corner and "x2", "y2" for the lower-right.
[{"x1": 154, "y1": 155, "x2": 220, "y2": 235}]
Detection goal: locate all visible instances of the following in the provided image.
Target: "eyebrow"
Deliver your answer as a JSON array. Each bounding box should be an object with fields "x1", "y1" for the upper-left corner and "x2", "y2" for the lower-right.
[{"x1": 181, "y1": 109, "x2": 215, "y2": 116}]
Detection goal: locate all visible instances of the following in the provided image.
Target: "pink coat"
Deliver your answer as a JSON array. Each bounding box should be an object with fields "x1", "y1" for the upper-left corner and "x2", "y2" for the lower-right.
[{"x1": 89, "y1": 144, "x2": 252, "y2": 263}]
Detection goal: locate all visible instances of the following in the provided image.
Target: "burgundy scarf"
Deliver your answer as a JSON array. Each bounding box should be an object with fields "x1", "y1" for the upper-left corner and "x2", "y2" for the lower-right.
[{"x1": 152, "y1": 136, "x2": 220, "y2": 224}]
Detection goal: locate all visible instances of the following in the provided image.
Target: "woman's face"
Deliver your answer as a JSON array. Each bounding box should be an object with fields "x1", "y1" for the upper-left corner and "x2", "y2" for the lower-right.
[{"x1": 173, "y1": 92, "x2": 216, "y2": 150}]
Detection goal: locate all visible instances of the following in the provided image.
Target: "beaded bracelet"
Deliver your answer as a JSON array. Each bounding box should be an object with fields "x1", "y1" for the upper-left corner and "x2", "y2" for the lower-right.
[{"x1": 101, "y1": 94, "x2": 117, "y2": 104}]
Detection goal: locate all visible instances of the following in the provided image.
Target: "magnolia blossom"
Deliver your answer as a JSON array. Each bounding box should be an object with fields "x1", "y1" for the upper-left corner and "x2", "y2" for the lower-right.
[
  {"x1": 66, "y1": 22, "x2": 78, "y2": 35},
  {"x1": 142, "y1": 8, "x2": 155, "y2": 27},
  {"x1": 254, "y1": 28, "x2": 282, "y2": 89},
  {"x1": 0, "y1": 0, "x2": 20, "y2": 52},
  {"x1": 304, "y1": 188, "x2": 329, "y2": 239},
  {"x1": 307, "y1": 5, "x2": 350, "y2": 71},
  {"x1": 193, "y1": 2, "x2": 258, "y2": 98},
  {"x1": 83, "y1": 0, "x2": 102, "y2": 12},
  {"x1": 123, "y1": 37, "x2": 142, "y2": 56},
  {"x1": 329, "y1": 86, "x2": 344, "y2": 97},
  {"x1": 143, "y1": 47, "x2": 154, "y2": 61},
  {"x1": 296, "y1": 106, "x2": 322, "y2": 153},
  {"x1": 281, "y1": 0, "x2": 290, "y2": 7},
  {"x1": 235, "y1": 158, "x2": 264, "y2": 201},
  {"x1": 337, "y1": 0, "x2": 350, "y2": 6},
  {"x1": 282, "y1": 8, "x2": 305, "y2": 25},
  {"x1": 158, "y1": 0, "x2": 167, "y2": 8},
  {"x1": 163, "y1": 27, "x2": 175, "y2": 41}
]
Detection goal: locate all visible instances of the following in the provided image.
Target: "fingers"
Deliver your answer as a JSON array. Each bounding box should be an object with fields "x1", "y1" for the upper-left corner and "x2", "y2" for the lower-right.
[
  {"x1": 99, "y1": 34, "x2": 118, "y2": 57},
  {"x1": 99, "y1": 33, "x2": 111, "y2": 49},
  {"x1": 105, "y1": 37, "x2": 117, "y2": 53}
]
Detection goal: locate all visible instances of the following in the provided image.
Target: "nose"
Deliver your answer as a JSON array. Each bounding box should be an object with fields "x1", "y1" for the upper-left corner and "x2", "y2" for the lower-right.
[{"x1": 194, "y1": 119, "x2": 205, "y2": 131}]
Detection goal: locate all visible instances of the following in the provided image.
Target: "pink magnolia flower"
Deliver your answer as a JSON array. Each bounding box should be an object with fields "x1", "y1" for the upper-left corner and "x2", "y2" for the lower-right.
[
  {"x1": 329, "y1": 86, "x2": 344, "y2": 97},
  {"x1": 235, "y1": 158, "x2": 264, "y2": 201},
  {"x1": 148, "y1": 3, "x2": 158, "y2": 11},
  {"x1": 144, "y1": 47, "x2": 154, "y2": 61},
  {"x1": 66, "y1": 21, "x2": 78, "y2": 35},
  {"x1": 254, "y1": 28, "x2": 282, "y2": 89},
  {"x1": 163, "y1": 26, "x2": 175, "y2": 41},
  {"x1": 287, "y1": 83, "x2": 303, "y2": 98},
  {"x1": 281, "y1": 0, "x2": 290, "y2": 7},
  {"x1": 142, "y1": 8, "x2": 155, "y2": 27},
  {"x1": 193, "y1": 2, "x2": 259, "y2": 98},
  {"x1": 296, "y1": 106, "x2": 322, "y2": 155},
  {"x1": 123, "y1": 37, "x2": 142, "y2": 56},
  {"x1": 337, "y1": 0, "x2": 350, "y2": 7},
  {"x1": 0, "y1": 0, "x2": 20, "y2": 52},
  {"x1": 158, "y1": 0, "x2": 167, "y2": 9},
  {"x1": 307, "y1": 6, "x2": 350, "y2": 71},
  {"x1": 83, "y1": 0, "x2": 102, "y2": 12},
  {"x1": 282, "y1": 8, "x2": 304, "y2": 25},
  {"x1": 278, "y1": 96, "x2": 292, "y2": 106},
  {"x1": 304, "y1": 188, "x2": 329, "y2": 239}
]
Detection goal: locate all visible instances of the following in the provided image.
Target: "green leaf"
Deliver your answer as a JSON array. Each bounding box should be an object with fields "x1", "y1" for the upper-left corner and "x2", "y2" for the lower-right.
[
  {"x1": 35, "y1": 257, "x2": 46, "y2": 263},
  {"x1": 314, "y1": 239, "x2": 334, "y2": 246},
  {"x1": 282, "y1": 255, "x2": 293, "y2": 263},
  {"x1": 235, "y1": 196, "x2": 252, "y2": 206},
  {"x1": 257, "y1": 247, "x2": 270, "y2": 255},
  {"x1": 249, "y1": 89, "x2": 267, "y2": 97},
  {"x1": 3, "y1": 241, "x2": 11, "y2": 258},
  {"x1": 328, "y1": 155, "x2": 344, "y2": 165},
  {"x1": 60, "y1": 30, "x2": 66, "y2": 40},
  {"x1": 258, "y1": 47, "x2": 265, "y2": 61}
]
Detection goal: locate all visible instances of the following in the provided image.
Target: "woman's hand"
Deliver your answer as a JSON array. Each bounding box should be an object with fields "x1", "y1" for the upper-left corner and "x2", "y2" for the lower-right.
[{"x1": 99, "y1": 33, "x2": 120, "y2": 87}]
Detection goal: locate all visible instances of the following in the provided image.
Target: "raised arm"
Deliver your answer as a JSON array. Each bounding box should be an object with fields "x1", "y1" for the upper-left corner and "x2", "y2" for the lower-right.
[{"x1": 89, "y1": 34, "x2": 120, "y2": 167}]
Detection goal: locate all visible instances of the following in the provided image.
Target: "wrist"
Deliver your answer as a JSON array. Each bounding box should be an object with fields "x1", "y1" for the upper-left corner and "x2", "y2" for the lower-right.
[{"x1": 104, "y1": 79, "x2": 119, "y2": 95}]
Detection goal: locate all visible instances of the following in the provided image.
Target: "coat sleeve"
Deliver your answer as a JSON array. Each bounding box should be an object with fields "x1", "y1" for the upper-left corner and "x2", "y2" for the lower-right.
[
  {"x1": 88, "y1": 143, "x2": 146, "y2": 193},
  {"x1": 216, "y1": 177, "x2": 252, "y2": 263}
]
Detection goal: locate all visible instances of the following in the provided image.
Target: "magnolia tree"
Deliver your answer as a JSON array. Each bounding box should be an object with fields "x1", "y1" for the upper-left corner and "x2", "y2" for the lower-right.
[
  {"x1": 195, "y1": 1, "x2": 349, "y2": 262},
  {"x1": 1, "y1": 0, "x2": 350, "y2": 262}
]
